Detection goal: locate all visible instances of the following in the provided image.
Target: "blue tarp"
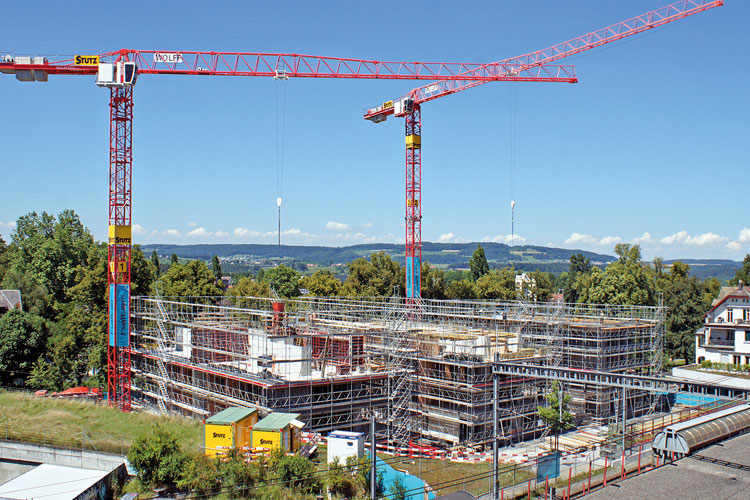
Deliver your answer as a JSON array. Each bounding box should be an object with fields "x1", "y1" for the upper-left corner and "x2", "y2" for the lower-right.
[{"x1": 370, "y1": 452, "x2": 436, "y2": 500}]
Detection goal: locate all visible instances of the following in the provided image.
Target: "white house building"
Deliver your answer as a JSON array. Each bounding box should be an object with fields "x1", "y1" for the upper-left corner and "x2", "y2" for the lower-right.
[{"x1": 695, "y1": 281, "x2": 750, "y2": 365}]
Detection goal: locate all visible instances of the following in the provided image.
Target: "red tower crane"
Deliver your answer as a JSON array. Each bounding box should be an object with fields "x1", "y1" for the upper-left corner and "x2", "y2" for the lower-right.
[
  {"x1": 364, "y1": 0, "x2": 722, "y2": 306},
  {"x1": 0, "y1": 52, "x2": 574, "y2": 411}
]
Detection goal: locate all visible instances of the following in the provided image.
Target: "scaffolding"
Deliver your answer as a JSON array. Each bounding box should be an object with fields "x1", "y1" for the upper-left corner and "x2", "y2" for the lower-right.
[{"x1": 129, "y1": 296, "x2": 662, "y2": 449}]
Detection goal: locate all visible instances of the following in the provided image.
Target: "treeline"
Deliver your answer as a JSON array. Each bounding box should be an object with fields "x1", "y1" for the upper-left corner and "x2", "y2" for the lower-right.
[{"x1": 2, "y1": 210, "x2": 749, "y2": 390}]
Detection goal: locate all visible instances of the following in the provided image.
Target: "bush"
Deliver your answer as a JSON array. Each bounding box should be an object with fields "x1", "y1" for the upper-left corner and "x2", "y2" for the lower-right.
[{"x1": 127, "y1": 424, "x2": 189, "y2": 490}]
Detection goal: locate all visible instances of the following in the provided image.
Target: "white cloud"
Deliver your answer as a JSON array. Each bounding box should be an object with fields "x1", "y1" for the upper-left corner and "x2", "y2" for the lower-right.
[
  {"x1": 660, "y1": 230, "x2": 726, "y2": 246},
  {"x1": 599, "y1": 236, "x2": 622, "y2": 246},
  {"x1": 188, "y1": 222, "x2": 197, "y2": 227},
  {"x1": 727, "y1": 241, "x2": 742, "y2": 251},
  {"x1": 0, "y1": 221, "x2": 15, "y2": 238},
  {"x1": 565, "y1": 233, "x2": 597, "y2": 245},
  {"x1": 132, "y1": 224, "x2": 146, "y2": 235},
  {"x1": 326, "y1": 221, "x2": 351, "y2": 231},
  {"x1": 362, "y1": 222, "x2": 373, "y2": 229},
  {"x1": 215, "y1": 231, "x2": 229, "y2": 238},
  {"x1": 437, "y1": 232, "x2": 471, "y2": 243},
  {"x1": 726, "y1": 228, "x2": 750, "y2": 253},
  {"x1": 164, "y1": 229, "x2": 181, "y2": 237},
  {"x1": 187, "y1": 227, "x2": 211, "y2": 237},
  {"x1": 565, "y1": 233, "x2": 620, "y2": 246},
  {"x1": 481, "y1": 234, "x2": 526, "y2": 244},
  {"x1": 632, "y1": 232, "x2": 652, "y2": 244},
  {"x1": 234, "y1": 227, "x2": 263, "y2": 237}
]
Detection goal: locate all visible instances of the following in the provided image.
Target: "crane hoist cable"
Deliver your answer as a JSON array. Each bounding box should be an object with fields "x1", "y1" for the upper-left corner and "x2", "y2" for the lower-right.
[
  {"x1": 274, "y1": 67, "x2": 288, "y2": 254},
  {"x1": 509, "y1": 82, "x2": 517, "y2": 254}
]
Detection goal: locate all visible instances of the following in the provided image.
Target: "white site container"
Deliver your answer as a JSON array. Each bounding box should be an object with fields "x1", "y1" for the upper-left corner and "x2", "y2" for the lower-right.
[{"x1": 327, "y1": 430, "x2": 365, "y2": 465}]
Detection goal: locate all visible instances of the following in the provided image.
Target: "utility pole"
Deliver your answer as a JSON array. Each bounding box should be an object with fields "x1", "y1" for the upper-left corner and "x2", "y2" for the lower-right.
[
  {"x1": 371, "y1": 413, "x2": 377, "y2": 500},
  {"x1": 622, "y1": 387, "x2": 627, "y2": 453},
  {"x1": 493, "y1": 354, "x2": 499, "y2": 500}
]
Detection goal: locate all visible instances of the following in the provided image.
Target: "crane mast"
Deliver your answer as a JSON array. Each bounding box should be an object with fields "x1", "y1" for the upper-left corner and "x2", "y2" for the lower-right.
[{"x1": 107, "y1": 86, "x2": 133, "y2": 411}]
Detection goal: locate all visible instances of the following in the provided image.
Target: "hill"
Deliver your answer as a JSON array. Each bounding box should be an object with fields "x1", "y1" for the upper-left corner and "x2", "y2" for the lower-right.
[
  {"x1": 141, "y1": 242, "x2": 741, "y2": 281},
  {"x1": 142, "y1": 241, "x2": 616, "y2": 274}
]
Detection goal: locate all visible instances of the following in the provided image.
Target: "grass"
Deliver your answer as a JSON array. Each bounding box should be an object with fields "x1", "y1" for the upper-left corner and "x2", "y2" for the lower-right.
[
  {"x1": 0, "y1": 390, "x2": 203, "y2": 455},
  {"x1": 381, "y1": 454, "x2": 534, "y2": 498}
]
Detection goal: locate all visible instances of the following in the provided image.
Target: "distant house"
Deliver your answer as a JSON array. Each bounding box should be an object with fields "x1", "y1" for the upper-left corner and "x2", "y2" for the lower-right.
[
  {"x1": 695, "y1": 281, "x2": 750, "y2": 365},
  {"x1": 0, "y1": 290, "x2": 22, "y2": 314}
]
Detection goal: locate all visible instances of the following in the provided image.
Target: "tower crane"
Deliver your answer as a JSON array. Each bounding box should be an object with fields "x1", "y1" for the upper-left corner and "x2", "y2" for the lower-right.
[
  {"x1": 0, "y1": 51, "x2": 575, "y2": 411},
  {"x1": 364, "y1": 0, "x2": 722, "y2": 307}
]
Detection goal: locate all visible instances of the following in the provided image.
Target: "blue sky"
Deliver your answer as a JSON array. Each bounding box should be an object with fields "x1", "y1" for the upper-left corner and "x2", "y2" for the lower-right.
[{"x1": 1, "y1": 1, "x2": 747, "y2": 260}]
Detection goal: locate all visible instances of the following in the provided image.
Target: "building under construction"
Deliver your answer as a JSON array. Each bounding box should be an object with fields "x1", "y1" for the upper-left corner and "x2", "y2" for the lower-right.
[{"x1": 130, "y1": 296, "x2": 662, "y2": 449}]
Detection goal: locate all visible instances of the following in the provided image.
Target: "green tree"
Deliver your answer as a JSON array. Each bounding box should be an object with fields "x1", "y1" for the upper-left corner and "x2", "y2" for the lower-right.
[
  {"x1": 7, "y1": 210, "x2": 94, "y2": 307},
  {"x1": 158, "y1": 260, "x2": 224, "y2": 297},
  {"x1": 127, "y1": 424, "x2": 189, "y2": 489},
  {"x1": 469, "y1": 244, "x2": 490, "y2": 281},
  {"x1": 211, "y1": 255, "x2": 222, "y2": 280},
  {"x1": 151, "y1": 250, "x2": 161, "y2": 277},
  {"x1": 702, "y1": 276, "x2": 722, "y2": 310},
  {"x1": 0, "y1": 309, "x2": 47, "y2": 384},
  {"x1": 576, "y1": 244, "x2": 654, "y2": 306},
  {"x1": 170, "y1": 253, "x2": 179, "y2": 266},
  {"x1": 658, "y1": 261, "x2": 706, "y2": 362},
  {"x1": 276, "y1": 454, "x2": 319, "y2": 494},
  {"x1": 176, "y1": 455, "x2": 220, "y2": 496},
  {"x1": 1, "y1": 269, "x2": 50, "y2": 316},
  {"x1": 131, "y1": 245, "x2": 156, "y2": 296},
  {"x1": 564, "y1": 253, "x2": 591, "y2": 303},
  {"x1": 341, "y1": 252, "x2": 402, "y2": 297},
  {"x1": 529, "y1": 270, "x2": 554, "y2": 302},
  {"x1": 230, "y1": 276, "x2": 271, "y2": 298},
  {"x1": 327, "y1": 458, "x2": 357, "y2": 498},
  {"x1": 421, "y1": 261, "x2": 446, "y2": 300},
  {"x1": 0, "y1": 236, "x2": 9, "y2": 284},
  {"x1": 446, "y1": 279, "x2": 477, "y2": 300},
  {"x1": 475, "y1": 268, "x2": 516, "y2": 300},
  {"x1": 218, "y1": 448, "x2": 254, "y2": 498},
  {"x1": 537, "y1": 381, "x2": 573, "y2": 439},
  {"x1": 298, "y1": 270, "x2": 341, "y2": 296},
  {"x1": 264, "y1": 265, "x2": 301, "y2": 298},
  {"x1": 730, "y1": 254, "x2": 750, "y2": 286},
  {"x1": 26, "y1": 357, "x2": 54, "y2": 390},
  {"x1": 389, "y1": 475, "x2": 407, "y2": 500}
]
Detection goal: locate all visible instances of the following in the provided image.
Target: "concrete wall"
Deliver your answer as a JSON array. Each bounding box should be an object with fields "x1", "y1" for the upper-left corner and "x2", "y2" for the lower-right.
[
  {"x1": 0, "y1": 441, "x2": 125, "y2": 471},
  {"x1": 0, "y1": 460, "x2": 34, "y2": 484}
]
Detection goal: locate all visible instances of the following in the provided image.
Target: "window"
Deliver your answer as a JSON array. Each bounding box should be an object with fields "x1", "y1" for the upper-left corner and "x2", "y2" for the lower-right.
[{"x1": 728, "y1": 310, "x2": 734, "y2": 323}]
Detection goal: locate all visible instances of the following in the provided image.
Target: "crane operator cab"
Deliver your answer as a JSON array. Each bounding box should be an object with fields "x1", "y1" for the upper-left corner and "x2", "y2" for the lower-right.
[{"x1": 96, "y1": 61, "x2": 137, "y2": 87}]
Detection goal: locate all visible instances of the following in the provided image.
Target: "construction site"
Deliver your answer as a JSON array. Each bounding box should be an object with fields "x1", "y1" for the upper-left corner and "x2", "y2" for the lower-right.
[{"x1": 130, "y1": 295, "x2": 663, "y2": 450}]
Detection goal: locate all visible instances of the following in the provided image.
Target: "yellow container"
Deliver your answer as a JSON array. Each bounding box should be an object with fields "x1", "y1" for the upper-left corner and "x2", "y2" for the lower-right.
[
  {"x1": 251, "y1": 412, "x2": 304, "y2": 453},
  {"x1": 204, "y1": 407, "x2": 258, "y2": 457}
]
